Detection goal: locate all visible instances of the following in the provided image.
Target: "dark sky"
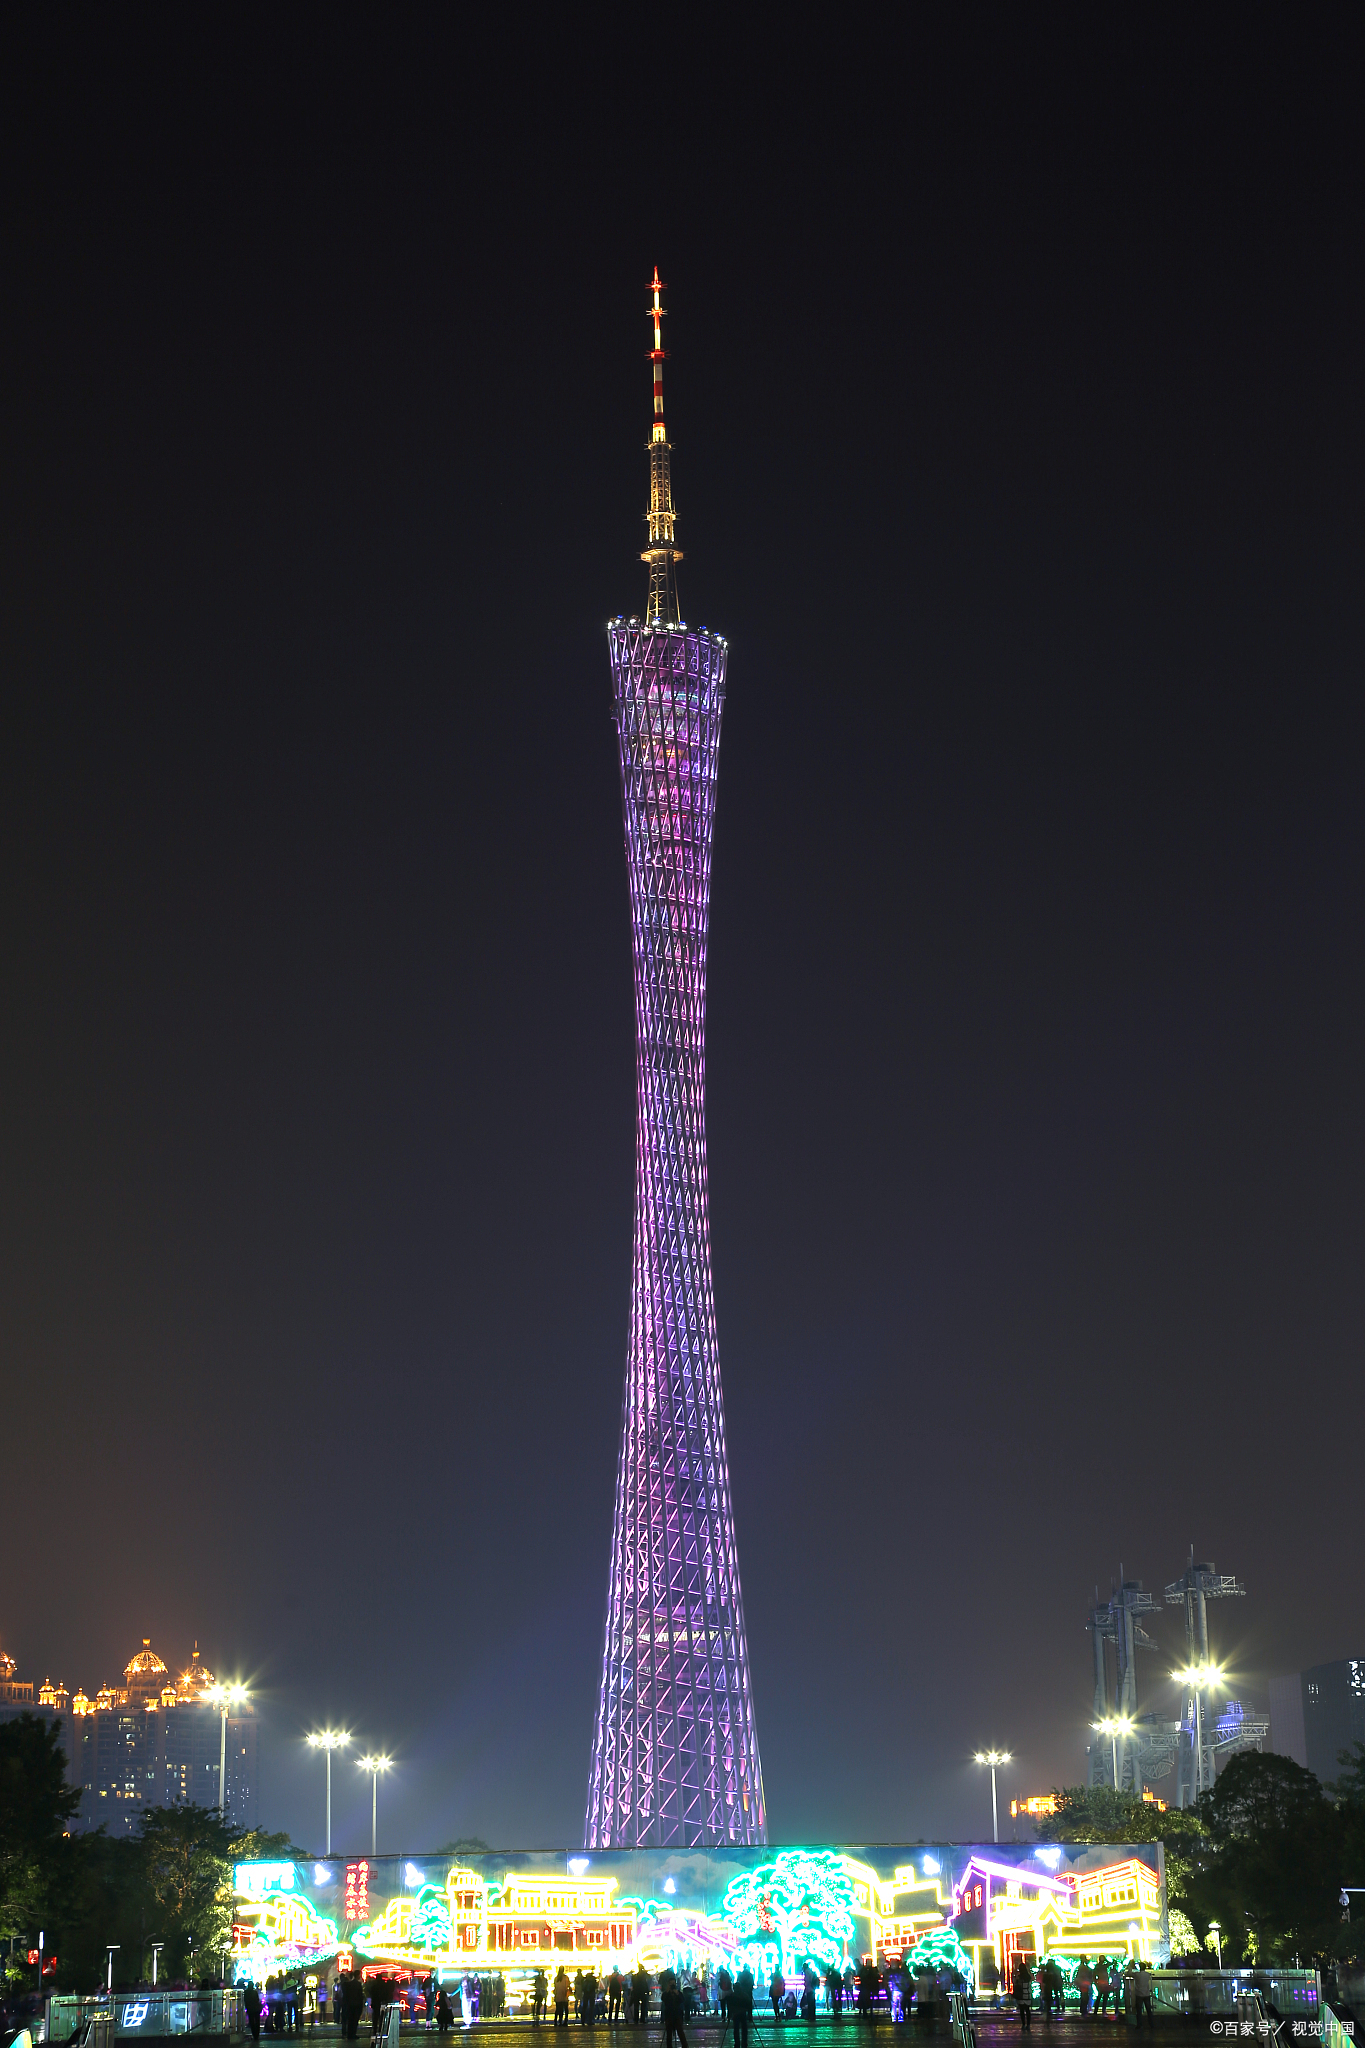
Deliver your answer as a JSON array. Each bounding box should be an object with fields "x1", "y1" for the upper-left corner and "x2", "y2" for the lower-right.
[{"x1": 2, "y1": 13, "x2": 1360, "y2": 1854}]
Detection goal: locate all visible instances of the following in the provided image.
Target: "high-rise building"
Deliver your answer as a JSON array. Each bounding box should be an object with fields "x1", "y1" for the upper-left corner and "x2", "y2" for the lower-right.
[
  {"x1": 0, "y1": 1636, "x2": 257, "y2": 1832},
  {"x1": 584, "y1": 271, "x2": 766, "y2": 1850},
  {"x1": 1269, "y1": 1657, "x2": 1365, "y2": 1782}
]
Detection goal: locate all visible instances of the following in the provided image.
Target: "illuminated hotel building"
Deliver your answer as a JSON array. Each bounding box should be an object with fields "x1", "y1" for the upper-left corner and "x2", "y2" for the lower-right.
[
  {"x1": 0, "y1": 1636, "x2": 257, "y2": 1832},
  {"x1": 584, "y1": 271, "x2": 765, "y2": 1848}
]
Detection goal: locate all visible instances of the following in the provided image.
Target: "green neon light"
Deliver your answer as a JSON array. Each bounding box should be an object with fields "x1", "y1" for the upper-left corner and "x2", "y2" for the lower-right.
[
  {"x1": 906, "y1": 1928, "x2": 973, "y2": 1985},
  {"x1": 722, "y1": 1850, "x2": 858, "y2": 1976}
]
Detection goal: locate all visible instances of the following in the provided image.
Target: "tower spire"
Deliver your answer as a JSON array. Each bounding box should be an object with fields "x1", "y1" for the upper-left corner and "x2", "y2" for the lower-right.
[{"x1": 642, "y1": 266, "x2": 683, "y2": 624}]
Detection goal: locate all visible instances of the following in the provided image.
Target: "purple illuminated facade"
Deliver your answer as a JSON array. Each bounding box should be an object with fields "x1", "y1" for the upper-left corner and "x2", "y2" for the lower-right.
[{"x1": 584, "y1": 274, "x2": 766, "y2": 1850}]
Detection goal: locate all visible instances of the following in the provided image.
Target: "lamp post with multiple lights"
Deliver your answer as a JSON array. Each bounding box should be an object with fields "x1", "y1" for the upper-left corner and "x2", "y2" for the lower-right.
[
  {"x1": 1172, "y1": 1662, "x2": 1224, "y2": 1798},
  {"x1": 357, "y1": 1754, "x2": 392, "y2": 1857},
  {"x1": 306, "y1": 1731, "x2": 351, "y2": 1856},
  {"x1": 207, "y1": 1683, "x2": 249, "y2": 1818},
  {"x1": 974, "y1": 1750, "x2": 1012, "y2": 1842},
  {"x1": 1092, "y1": 1713, "x2": 1137, "y2": 1791}
]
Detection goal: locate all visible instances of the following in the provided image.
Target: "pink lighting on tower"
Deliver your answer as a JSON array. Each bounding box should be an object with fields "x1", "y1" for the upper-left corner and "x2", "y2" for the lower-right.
[{"x1": 584, "y1": 273, "x2": 765, "y2": 1850}]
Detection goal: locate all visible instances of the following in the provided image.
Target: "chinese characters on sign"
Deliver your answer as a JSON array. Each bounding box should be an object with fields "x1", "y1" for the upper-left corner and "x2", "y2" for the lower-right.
[{"x1": 345, "y1": 1861, "x2": 370, "y2": 1921}]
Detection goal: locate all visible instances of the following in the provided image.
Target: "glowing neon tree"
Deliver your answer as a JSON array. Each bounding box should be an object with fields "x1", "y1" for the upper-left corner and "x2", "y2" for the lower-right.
[{"x1": 584, "y1": 270, "x2": 766, "y2": 1849}]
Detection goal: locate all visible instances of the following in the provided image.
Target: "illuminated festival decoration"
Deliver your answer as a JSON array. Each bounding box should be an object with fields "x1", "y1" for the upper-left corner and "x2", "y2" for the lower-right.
[
  {"x1": 232, "y1": 1845, "x2": 1165, "y2": 1990},
  {"x1": 233, "y1": 1874, "x2": 340, "y2": 1977},
  {"x1": 906, "y1": 1927, "x2": 974, "y2": 1983},
  {"x1": 950, "y1": 1854, "x2": 1162, "y2": 1979},
  {"x1": 722, "y1": 1851, "x2": 859, "y2": 1975},
  {"x1": 585, "y1": 269, "x2": 763, "y2": 1850},
  {"x1": 344, "y1": 1861, "x2": 370, "y2": 1921}
]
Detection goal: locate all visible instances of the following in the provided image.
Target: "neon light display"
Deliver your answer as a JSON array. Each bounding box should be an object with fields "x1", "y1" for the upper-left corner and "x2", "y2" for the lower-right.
[
  {"x1": 906, "y1": 1929, "x2": 974, "y2": 1981},
  {"x1": 950, "y1": 1853, "x2": 1163, "y2": 1978},
  {"x1": 585, "y1": 272, "x2": 763, "y2": 1851},
  {"x1": 722, "y1": 1851, "x2": 858, "y2": 1976},
  {"x1": 344, "y1": 1862, "x2": 370, "y2": 1921},
  {"x1": 233, "y1": 1844, "x2": 1166, "y2": 1990}
]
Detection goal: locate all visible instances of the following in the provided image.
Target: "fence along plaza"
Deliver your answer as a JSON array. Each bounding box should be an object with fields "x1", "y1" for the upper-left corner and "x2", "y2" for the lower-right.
[{"x1": 231, "y1": 1843, "x2": 1168, "y2": 1992}]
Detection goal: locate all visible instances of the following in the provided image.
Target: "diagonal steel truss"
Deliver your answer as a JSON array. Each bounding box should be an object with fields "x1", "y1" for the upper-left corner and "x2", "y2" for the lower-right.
[{"x1": 584, "y1": 619, "x2": 766, "y2": 1850}]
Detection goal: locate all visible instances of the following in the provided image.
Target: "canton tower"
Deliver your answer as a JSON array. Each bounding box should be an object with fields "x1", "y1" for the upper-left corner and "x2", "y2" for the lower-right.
[{"x1": 584, "y1": 270, "x2": 766, "y2": 1849}]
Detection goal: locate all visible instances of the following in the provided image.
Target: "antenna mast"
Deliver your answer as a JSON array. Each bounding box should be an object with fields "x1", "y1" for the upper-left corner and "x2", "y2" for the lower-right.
[{"x1": 641, "y1": 267, "x2": 683, "y2": 624}]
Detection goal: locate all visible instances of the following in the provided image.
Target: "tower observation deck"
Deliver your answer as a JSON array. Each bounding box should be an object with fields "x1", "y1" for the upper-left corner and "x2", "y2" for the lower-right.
[{"x1": 584, "y1": 272, "x2": 766, "y2": 1849}]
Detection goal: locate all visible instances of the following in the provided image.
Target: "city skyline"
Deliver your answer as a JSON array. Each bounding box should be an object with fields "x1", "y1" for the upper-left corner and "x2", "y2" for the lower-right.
[{"x1": 2, "y1": 15, "x2": 1359, "y2": 1857}]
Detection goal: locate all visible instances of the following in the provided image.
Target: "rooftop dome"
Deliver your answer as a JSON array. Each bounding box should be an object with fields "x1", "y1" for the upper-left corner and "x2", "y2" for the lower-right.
[{"x1": 124, "y1": 1639, "x2": 169, "y2": 1680}]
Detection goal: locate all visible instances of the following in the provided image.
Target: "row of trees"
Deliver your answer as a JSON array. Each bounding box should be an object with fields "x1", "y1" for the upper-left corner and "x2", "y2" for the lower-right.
[
  {"x1": 0, "y1": 1714, "x2": 297, "y2": 1994},
  {"x1": 1036, "y1": 1746, "x2": 1365, "y2": 1967}
]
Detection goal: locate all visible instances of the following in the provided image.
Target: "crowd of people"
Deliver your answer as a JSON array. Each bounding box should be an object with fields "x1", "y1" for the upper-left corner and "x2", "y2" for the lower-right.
[
  {"x1": 231, "y1": 1947, "x2": 1171, "y2": 2039},
  {"x1": 998, "y1": 1953, "x2": 1156, "y2": 2029}
]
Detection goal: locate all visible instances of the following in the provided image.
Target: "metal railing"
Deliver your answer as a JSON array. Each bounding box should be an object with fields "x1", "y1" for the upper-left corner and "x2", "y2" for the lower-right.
[{"x1": 46, "y1": 1992, "x2": 243, "y2": 2039}]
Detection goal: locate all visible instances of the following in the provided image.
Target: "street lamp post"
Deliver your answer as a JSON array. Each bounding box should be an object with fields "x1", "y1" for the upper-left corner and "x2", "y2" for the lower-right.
[
  {"x1": 150, "y1": 1944, "x2": 163, "y2": 1987},
  {"x1": 307, "y1": 1731, "x2": 351, "y2": 1856},
  {"x1": 107, "y1": 1946, "x2": 120, "y2": 1992},
  {"x1": 974, "y1": 1751, "x2": 1012, "y2": 1842},
  {"x1": 1092, "y1": 1715, "x2": 1136, "y2": 1791},
  {"x1": 207, "y1": 1684, "x2": 250, "y2": 1818},
  {"x1": 1172, "y1": 1664, "x2": 1224, "y2": 1799},
  {"x1": 1207, "y1": 1921, "x2": 1222, "y2": 1969},
  {"x1": 357, "y1": 1755, "x2": 393, "y2": 1857}
]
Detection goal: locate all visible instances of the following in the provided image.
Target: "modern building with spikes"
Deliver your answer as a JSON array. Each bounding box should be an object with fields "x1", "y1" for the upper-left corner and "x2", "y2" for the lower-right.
[{"x1": 584, "y1": 270, "x2": 766, "y2": 1848}]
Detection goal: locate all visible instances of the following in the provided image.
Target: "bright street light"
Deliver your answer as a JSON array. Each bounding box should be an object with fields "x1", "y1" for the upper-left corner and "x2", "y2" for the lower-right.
[
  {"x1": 357, "y1": 1754, "x2": 393, "y2": 1857},
  {"x1": 1092, "y1": 1714, "x2": 1136, "y2": 1791},
  {"x1": 1207, "y1": 1920, "x2": 1222, "y2": 1968},
  {"x1": 307, "y1": 1731, "x2": 351, "y2": 1856},
  {"x1": 207, "y1": 1684, "x2": 250, "y2": 1818},
  {"x1": 150, "y1": 1943, "x2": 164, "y2": 1987},
  {"x1": 1172, "y1": 1664, "x2": 1225, "y2": 1798},
  {"x1": 974, "y1": 1751, "x2": 1012, "y2": 1842}
]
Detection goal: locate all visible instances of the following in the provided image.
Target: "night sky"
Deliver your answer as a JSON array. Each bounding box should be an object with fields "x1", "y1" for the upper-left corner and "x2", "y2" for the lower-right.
[{"x1": 2, "y1": 15, "x2": 1360, "y2": 1854}]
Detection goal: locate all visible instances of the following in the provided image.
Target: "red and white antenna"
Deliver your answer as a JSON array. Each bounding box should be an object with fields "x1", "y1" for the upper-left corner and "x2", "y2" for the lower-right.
[{"x1": 648, "y1": 265, "x2": 668, "y2": 442}]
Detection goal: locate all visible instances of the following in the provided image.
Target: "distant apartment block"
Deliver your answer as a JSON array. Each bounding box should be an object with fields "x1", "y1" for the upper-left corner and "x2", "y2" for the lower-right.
[
  {"x1": 0, "y1": 1637, "x2": 257, "y2": 1832},
  {"x1": 1268, "y1": 1656, "x2": 1365, "y2": 1783}
]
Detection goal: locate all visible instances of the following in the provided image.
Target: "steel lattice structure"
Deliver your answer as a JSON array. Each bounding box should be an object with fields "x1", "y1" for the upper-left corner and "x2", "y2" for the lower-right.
[{"x1": 584, "y1": 273, "x2": 766, "y2": 1850}]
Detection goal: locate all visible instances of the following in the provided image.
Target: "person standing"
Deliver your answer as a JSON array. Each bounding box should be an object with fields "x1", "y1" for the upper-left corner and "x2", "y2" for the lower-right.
[
  {"x1": 608, "y1": 1970, "x2": 623, "y2": 2025},
  {"x1": 533, "y1": 1972, "x2": 548, "y2": 2027},
  {"x1": 1133, "y1": 1964, "x2": 1153, "y2": 2032},
  {"x1": 1012, "y1": 1958, "x2": 1032, "y2": 2033},
  {"x1": 245, "y1": 1986, "x2": 263, "y2": 2046},
  {"x1": 734, "y1": 1966, "x2": 755, "y2": 2048},
  {"x1": 660, "y1": 1971, "x2": 687, "y2": 2048},
  {"x1": 1075, "y1": 1960, "x2": 1093, "y2": 2020},
  {"x1": 582, "y1": 1972, "x2": 598, "y2": 2030},
  {"x1": 826, "y1": 1966, "x2": 843, "y2": 2016},
  {"x1": 1093, "y1": 1958, "x2": 1112, "y2": 2019},
  {"x1": 771, "y1": 1970, "x2": 785, "y2": 2022},
  {"x1": 554, "y1": 1970, "x2": 571, "y2": 2030}
]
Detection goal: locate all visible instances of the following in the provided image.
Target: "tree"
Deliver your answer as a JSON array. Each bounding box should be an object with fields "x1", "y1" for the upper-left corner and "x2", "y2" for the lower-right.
[
  {"x1": 138, "y1": 1804, "x2": 243, "y2": 1980},
  {"x1": 906, "y1": 1928, "x2": 973, "y2": 1983},
  {"x1": 410, "y1": 1887, "x2": 452, "y2": 1952},
  {"x1": 0, "y1": 1714, "x2": 82, "y2": 1989},
  {"x1": 1185, "y1": 1752, "x2": 1345, "y2": 1966},
  {"x1": 722, "y1": 1851, "x2": 858, "y2": 1975}
]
